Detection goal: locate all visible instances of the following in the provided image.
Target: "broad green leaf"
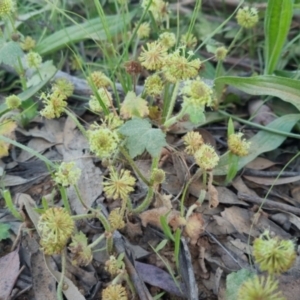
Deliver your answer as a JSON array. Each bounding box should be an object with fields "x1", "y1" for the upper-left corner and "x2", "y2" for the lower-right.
[
  {"x1": 226, "y1": 269, "x2": 255, "y2": 300},
  {"x1": 119, "y1": 118, "x2": 167, "y2": 158},
  {"x1": 215, "y1": 75, "x2": 300, "y2": 111},
  {"x1": 185, "y1": 105, "x2": 205, "y2": 124},
  {"x1": 214, "y1": 114, "x2": 300, "y2": 176},
  {"x1": 0, "y1": 41, "x2": 23, "y2": 67},
  {"x1": 36, "y1": 11, "x2": 135, "y2": 55},
  {"x1": 264, "y1": 0, "x2": 293, "y2": 74},
  {"x1": 0, "y1": 223, "x2": 10, "y2": 241}
]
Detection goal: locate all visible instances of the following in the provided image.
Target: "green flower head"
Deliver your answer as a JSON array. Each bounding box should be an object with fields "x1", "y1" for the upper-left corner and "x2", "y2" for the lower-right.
[
  {"x1": 103, "y1": 167, "x2": 136, "y2": 200},
  {"x1": 238, "y1": 276, "x2": 285, "y2": 300},
  {"x1": 38, "y1": 207, "x2": 74, "y2": 255},
  {"x1": 5, "y1": 94, "x2": 21, "y2": 109},
  {"x1": 0, "y1": 0, "x2": 15, "y2": 18},
  {"x1": 88, "y1": 127, "x2": 119, "y2": 159},
  {"x1": 236, "y1": 6, "x2": 259, "y2": 29},
  {"x1": 54, "y1": 161, "x2": 81, "y2": 187},
  {"x1": 163, "y1": 50, "x2": 200, "y2": 83},
  {"x1": 181, "y1": 78, "x2": 213, "y2": 108},
  {"x1": 253, "y1": 230, "x2": 296, "y2": 274}
]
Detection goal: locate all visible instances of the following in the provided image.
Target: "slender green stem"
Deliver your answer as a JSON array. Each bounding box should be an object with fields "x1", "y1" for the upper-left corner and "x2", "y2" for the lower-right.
[
  {"x1": 227, "y1": 27, "x2": 243, "y2": 54},
  {"x1": 74, "y1": 184, "x2": 88, "y2": 210},
  {"x1": 1, "y1": 189, "x2": 23, "y2": 220},
  {"x1": 57, "y1": 250, "x2": 66, "y2": 300},
  {"x1": 88, "y1": 233, "x2": 105, "y2": 249},
  {"x1": 106, "y1": 234, "x2": 114, "y2": 254},
  {"x1": 196, "y1": 0, "x2": 244, "y2": 51},
  {"x1": 112, "y1": 3, "x2": 151, "y2": 76},
  {"x1": 132, "y1": 186, "x2": 154, "y2": 213},
  {"x1": 64, "y1": 109, "x2": 87, "y2": 138},
  {"x1": 95, "y1": 209, "x2": 111, "y2": 232},
  {"x1": 120, "y1": 147, "x2": 150, "y2": 185},
  {"x1": 219, "y1": 110, "x2": 300, "y2": 139},
  {"x1": 126, "y1": 197, "x2": 133, "y2": 212},
  {"x1": 163, "y1": 105, "x2": 188, "y2": 129},
  {"x1": 8, "y1": 15, "x2": 17, "y2": 33},
  {"x1": 180, "y1": 169, "x2": 202, "y2": 216},
  {"x1": 59, "y1": 186, "x2": 71, "y2": 214},
  {"x1": 71, "y1": 213, "x2": 96, "y2": 221},
  {"x1": 0, "y1": 135, "x2": 56, "y2": 168},
  {"x1": 215, "y1": 60, "x2": 223, "y2": 78},
  {"x1": 164, "y1": 81, "x2": 180, "y2": 125}
]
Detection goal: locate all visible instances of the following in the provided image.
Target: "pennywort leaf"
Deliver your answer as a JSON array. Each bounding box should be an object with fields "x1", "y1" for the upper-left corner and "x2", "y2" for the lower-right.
[{"x1": 119, "y1": 118, "x2": 167, "y2": 158}]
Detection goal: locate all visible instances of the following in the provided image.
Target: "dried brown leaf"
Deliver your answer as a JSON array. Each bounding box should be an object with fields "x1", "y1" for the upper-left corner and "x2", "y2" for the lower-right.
[
  {"x1": 184, "y1": 213, "x2": 204, "y2": 245},
  {"x1": 0, "y1": 248, "x2": 20, "y2": 299}
]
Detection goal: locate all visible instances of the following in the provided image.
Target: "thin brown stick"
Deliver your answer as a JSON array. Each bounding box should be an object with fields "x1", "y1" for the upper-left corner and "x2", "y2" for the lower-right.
[{"x1": 238, "y1": 192, "x2": 300, "y2": 216}]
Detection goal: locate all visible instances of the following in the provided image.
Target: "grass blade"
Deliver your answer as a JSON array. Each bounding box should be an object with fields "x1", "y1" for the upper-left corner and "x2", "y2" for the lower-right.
[{"x1": 264, "y1": 0, "x2": 293, "y2": 74}]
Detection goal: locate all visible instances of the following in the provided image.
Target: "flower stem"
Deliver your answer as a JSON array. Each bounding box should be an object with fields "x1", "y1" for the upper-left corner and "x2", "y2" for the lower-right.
[
  {"x1": 120, "y1": 146, "x2": 150, "y2": 186},
  {"x1": 164, "y1": 81, "x2": 180, "y2": 125},
  {"x1": 132, "y1": 185, "x2": 154, "y2": 214},
  {"x1": 74, "y1": 184, "x2": 88, "y2": 210},
  {"x1": 88, "y1": 233, "x2": 105, "y2": 249},
  {"x1": 57, "y1": 250, "x2": 66, "y2": 300}
]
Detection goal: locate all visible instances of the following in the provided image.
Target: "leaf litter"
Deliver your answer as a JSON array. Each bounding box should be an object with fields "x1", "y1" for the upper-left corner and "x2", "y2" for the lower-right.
[{"x1": 2, "y1": 3, "x2": 300, "y2": 300}]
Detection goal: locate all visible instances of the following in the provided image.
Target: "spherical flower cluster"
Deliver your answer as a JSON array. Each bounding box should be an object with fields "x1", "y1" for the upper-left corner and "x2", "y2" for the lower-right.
[
  {"x1": 38, "y1": 207, "x2": 75, "y2": 255},
  {"x1": 144, "y1": 74, "x2": 164, "y2": 97},
  {"x1": 0, "y1": 0, "x2": 15, "y2": 18},
  {"x1": 69, "y1": 232, "x2": 93, "y2": 266},
  {"x1": 181, "y1": 78, "x2": 213, "y2": 108},
  {"x1": 54, "y1": 161, "x2": 81, "y2": 187},
  {"x1": 120, "y1": 91, "x2": 149, "y2": 119},
  {"x1": 253, "y1": 230, "x2": 296, "y2": 274},
  {"x1": 142, "y1": 0, "x2": 169, "y2": 23},
  {"x1": 26, "y1": 51, "x2": 42, "y2": 68},
  {"x1": 20, "y1": 36, "x2": 36, "y2": 51},
  {"x1": 105, "y1": 255, "x2": 120, "y2": 276},
  {"x1": 180, "y1": 33, "x2": 197, "y2": 49},
  {"x1": 102, "y1": 284, "x2": 128, "y2": 300},
  {"x1": 194, "y1": 144, "x2": 219, "y2": 170},
  {"x1": 102, "y1": 113, "x2": 124, "y2": 130},
  {"x1": 151, "y1": 168, "x2": 166, "y2": 184},
  {"x1": 103, "y1": 167, "x2": 136, "y2": 200},
  {"x1": 136, "y1": 22, "x2": 150, "y2": 39},
  {"x1": 51, "y1": 78, "x2": 74, "y2": 98},
  {"x1": 5, "y1": 94, "x2": 21, "y2": 109},
  {"x1": 163, "y1": 50, "x2": 201, "y2": 82},
  {"x1": 215, "y1": 46, "x2": 228, "y2": 61},
  {"x1": 183, "y1": 131, "x2": 204, "y2": 155},
  {"x1": 88, "y1": 127, "x2": 119, "y2": 159},
  {"x1": 238, "y1": 276, "x2": 285, "y2": 300},
  {"x1": 88, "y1": 71, "x2": 112, "y2": 89},
  {"x1": 236, "y1": 6, "x2": 259, "y2": 29},
  {"x1": 139, "y1": 41, "x2": 168, "y2": 71},
  {"x1": 40, "y1": 91, "x2": 68, "y2": 119},
  {"x1": 159, "y1": 32, "x2": 176, "y2": 49},
  {"x1": 108, "y1": 208, "x2": 125, "y2": 231},
  {"x1": 89, "y1": 88, "x2": 112, "y2": 113},
  {"x1": 228, "y1": 132, "x2": 251, "y2": 157}
]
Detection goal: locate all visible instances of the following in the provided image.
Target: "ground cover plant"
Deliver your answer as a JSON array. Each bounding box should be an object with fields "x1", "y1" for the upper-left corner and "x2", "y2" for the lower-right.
[{"x1": 1, "y1": 0, "x2": 300, "y2": 299}]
